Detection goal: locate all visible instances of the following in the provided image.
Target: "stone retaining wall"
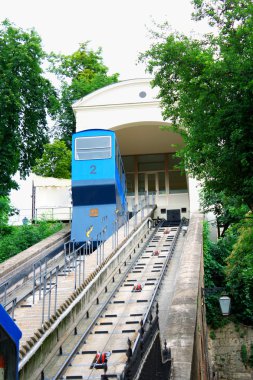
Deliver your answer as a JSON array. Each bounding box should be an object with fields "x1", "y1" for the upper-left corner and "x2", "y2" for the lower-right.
[{"x1": 208, "y1": 322, "x2": 253, "y2": 380}]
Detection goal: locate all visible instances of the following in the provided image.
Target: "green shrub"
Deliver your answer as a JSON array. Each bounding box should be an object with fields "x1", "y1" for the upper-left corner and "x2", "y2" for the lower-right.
[
  {"x1": 0, "y1": 220, "x2": 63, "y2": 263},
  {"x1": 249, "y1": 343, "x2": 253, "y2": 368},
  {"x1": 203, "y1": 221, "x2": 232, "y2": 328},
  {"x1": 225, "y1": 214, "x2": 253, "y2": 325},
  {"x1": 241, "y1": 344, "x2": 248, "y2": 367},
  {"x1": 209, "y1": 330, "x2": 216, "y2": 340}
]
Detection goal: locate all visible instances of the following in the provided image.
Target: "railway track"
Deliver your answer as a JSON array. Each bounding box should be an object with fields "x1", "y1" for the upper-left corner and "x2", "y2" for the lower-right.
[{"x1": 43, "y1": 222, "x2": 180, "y2": 380}]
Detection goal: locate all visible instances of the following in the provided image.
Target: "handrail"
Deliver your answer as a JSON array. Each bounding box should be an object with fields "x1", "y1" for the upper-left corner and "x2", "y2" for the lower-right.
[
  {"x1": 3, "y1": 297, "x2": 17, "y2": 319},
  {"x1": 42, "y1": 265, "x2": 59, "y2": 324},
  {"x1": 0, "y1": 281, "x2": 8, "y2": 306}
]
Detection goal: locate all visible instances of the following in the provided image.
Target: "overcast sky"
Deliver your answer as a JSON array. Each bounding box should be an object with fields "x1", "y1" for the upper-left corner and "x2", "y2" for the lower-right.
[{"x1": 1, "y1": 0, "x2": 211, "y2": 80}]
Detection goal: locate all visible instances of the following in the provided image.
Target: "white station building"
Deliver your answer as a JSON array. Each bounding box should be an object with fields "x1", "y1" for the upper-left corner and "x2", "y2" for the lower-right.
[
  {"x1": 9, "y1": 78, "x2": 200, "y2": 225},
  {"x1": 73, "y1": 78, "x2": 200, "y2": 222}
]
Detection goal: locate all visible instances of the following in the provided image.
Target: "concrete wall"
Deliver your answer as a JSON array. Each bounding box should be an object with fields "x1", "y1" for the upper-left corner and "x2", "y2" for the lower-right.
[{"x1": 164, "y1": 212, "x2": 204, "y2": 380}]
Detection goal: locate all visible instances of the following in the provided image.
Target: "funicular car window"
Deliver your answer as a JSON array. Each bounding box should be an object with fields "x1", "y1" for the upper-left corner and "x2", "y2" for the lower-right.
[{"x1": 75, "y1": 136, "x2": 112, "y2": 160}]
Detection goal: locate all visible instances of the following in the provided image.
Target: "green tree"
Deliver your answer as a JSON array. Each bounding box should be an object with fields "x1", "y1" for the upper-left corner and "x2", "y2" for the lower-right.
[
  {"x1": 203, "y1": 221, "x2": 233, "y2": 328},
  {"x1": 0, "y1": 20, "x2": 58, "y2": 196},
  {"x1": 0, "y1": 197, "x2": 12, "y2": 227},
  {"x1": 200, "y1": 189, "x2": 249, "y2": 238},
  {"x1": 140, "y1": 0, "x2": 253, "y2": 210},
  {"x1": 226, "y1": 213, "x2": 253, "y2": 325},
  {"x1": 32, "y1": 140, "x2": 71, "y2": 179},
  {"x1": 203, "y1": 211, "x2": 253, "y2": 327},
  {"x1": 0, "y1": 196, "x2": 18, "y2": 234},
  {"x1": 49, "y1": 42, "x2": 119, "y2": 146}
]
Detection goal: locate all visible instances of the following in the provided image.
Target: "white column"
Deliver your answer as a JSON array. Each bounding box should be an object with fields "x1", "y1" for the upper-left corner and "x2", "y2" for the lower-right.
[{"x1": 188, "y1": 176, "x2": 202, "y2": 215}]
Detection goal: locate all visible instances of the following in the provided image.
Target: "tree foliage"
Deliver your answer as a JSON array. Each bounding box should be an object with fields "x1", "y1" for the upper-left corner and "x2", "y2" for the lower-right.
[
  {"x1": 140, "y1": 0, "x2": 253, "y2": 210},
  {"x1": 226, "y1": 213, "x2": 253, "y2": 325},
  {"x1": 0, "y1": 196, "x2": 18, "y2": 235},
  {"x1": 0, "y1": 220, "x2": 63, "y2": 263},
  {"x1": 49, "y1": 42, "x2": 119, "y2": 146},
  {"x1": 32, "y1": 140, "x2": 71, "y2": 179},
  {"x1": 203, "y1": 221, "x2": 233, "y2": 328},
  {"x1": 0, "y1": 20, "x2": 58, "y2": 195},
  {"x1": 200, "y1": 188, "x2": 249, "y2": 237},
  {"x1": 203, "y1": 213, "x2": 253, "y2": 327}
]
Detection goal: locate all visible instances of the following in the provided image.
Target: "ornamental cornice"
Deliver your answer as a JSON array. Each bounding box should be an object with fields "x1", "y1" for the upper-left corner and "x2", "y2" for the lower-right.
[{"x1": 73, "y1": 100, "x2": 160, "y2": 111}]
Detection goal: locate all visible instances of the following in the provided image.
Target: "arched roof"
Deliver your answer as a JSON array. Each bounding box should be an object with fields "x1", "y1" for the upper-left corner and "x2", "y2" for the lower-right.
[
  {"x1": 72, "y1": 78, "x2": 165, "y2": 132},
  {"x1": 72, "y1": 78, "x2": 159, "y2": 109}
]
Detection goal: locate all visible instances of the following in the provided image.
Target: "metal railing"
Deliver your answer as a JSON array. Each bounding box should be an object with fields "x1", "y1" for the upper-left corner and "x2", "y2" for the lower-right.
[
  {"x1": 33, "y1": 258, "x2": 48, "y2": 304},
  {"x1": 9, "y1": 207, "x2": 72, "y2": 225},
  {"x1": 42, "y1": 266, "x2": 59, "y2": 324},
  {"x1": 35, "y1": 207, "x2": 72, "y2": 222},
  {"x1": 74, "y1": 243, "x2": 86, "y2": 290},
  {"x1": 0, "y1": 282, "x2": 8, "y2": 307},
  {"x1": 3, "y1": 298, "x2": 17, "y2": 320},
  {"x1": 2, "y1": 199, "x2": 156, "y2": 326}
]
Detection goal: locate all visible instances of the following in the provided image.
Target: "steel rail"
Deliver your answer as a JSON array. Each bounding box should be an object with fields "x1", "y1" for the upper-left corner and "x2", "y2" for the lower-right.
[
  {"x1": 57, "y1": 220, "x2": 180, "y2": 380},
  {"x1": 50, "y1": 222, "x2": 163, "y2": 380},
  {"x1": 131, "y1": 221, "x2": 182, "y2": 355}
]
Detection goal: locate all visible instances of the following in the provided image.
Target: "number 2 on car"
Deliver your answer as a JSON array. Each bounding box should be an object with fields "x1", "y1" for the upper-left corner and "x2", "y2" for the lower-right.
[{"x1": 90, "y1": 165, "x2": 96, "y2": 174}]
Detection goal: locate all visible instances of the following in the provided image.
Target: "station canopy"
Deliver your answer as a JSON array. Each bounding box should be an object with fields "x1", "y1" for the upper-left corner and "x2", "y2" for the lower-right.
[
  {"x1": 72, "y1": 78, "x2": 184, "y2": 156},
  {"x1": 72, "y1": 78, "x2": 200, "y2": 215}
]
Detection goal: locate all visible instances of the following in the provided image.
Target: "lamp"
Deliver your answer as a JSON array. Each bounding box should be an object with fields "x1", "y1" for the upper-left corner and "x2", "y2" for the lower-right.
[
  {"x1": 219, "y1": 295, "x2": 231, "y2": 316},
  {"x1": 201, "y1": 288, "x2": 232, "y2": 316}
]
